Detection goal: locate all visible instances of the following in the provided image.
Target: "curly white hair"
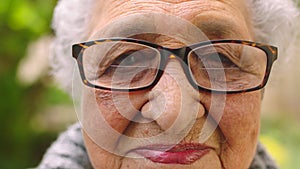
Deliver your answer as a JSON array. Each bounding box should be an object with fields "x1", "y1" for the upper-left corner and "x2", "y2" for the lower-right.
[{"x1": 50, "y1": 0, "x2": 299, "y2": 93}]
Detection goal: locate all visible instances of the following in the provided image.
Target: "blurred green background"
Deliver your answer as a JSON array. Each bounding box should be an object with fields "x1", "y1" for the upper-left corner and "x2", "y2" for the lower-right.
[
  {"x1": 0, "y1": 0, "x2": 299, "y2": 169},
  {"x1": 0, "y1": 1, "x2": 75, "y2": 169}
]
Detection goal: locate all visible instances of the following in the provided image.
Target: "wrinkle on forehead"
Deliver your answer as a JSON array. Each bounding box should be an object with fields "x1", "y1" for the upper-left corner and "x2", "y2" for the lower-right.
[
  {"x1": 91, "y1": 0, "x2": 250, "y2": 22},
  {"x1": 89, "y1": 0, "x2": 252, "y2": 43},
  {"x1": 89, "y1": 13, "x2": 211, "y2": 45}
]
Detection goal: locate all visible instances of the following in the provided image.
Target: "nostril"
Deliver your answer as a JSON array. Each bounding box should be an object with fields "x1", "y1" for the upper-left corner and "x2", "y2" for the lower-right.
[{"x1": 130, "y1": 110, "x2": 154, "y2": 123}]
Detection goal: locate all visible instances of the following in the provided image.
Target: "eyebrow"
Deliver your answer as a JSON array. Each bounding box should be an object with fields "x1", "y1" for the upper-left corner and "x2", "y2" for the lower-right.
[
  {"x1": 91, "y1": 13, "x2": 241, "y2": 42},
  {"x1": 192, "y1": 15, "x2": 240, "y2": 40},
  {"x1": 91, "y1": 15, "x2": 157, "y2": 39}
]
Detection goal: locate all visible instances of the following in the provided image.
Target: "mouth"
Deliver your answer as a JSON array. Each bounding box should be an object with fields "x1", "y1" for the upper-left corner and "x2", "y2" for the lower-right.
[{"x1": 130, "y1": 143, "x2": 212, "y2": 164}]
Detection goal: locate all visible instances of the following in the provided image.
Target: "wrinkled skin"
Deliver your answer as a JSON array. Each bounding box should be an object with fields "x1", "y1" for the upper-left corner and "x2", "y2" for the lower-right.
[{"x1": 81, "y1": 0, "x2": 261, "y2": 168}]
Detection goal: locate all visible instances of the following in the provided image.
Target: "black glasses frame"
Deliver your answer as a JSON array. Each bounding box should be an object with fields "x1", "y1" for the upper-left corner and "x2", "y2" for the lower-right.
[{"x1": 72, "y1": 37, "x2": 278, "y2": 93}]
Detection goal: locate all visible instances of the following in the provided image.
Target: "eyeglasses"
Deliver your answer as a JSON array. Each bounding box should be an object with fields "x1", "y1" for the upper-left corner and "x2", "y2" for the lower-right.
[{"x1": 72, "y1": 38, "x2": 277, "y2": 93}]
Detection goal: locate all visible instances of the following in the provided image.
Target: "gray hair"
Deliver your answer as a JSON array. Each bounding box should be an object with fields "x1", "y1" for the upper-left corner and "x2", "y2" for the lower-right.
[{"x1": 51, "y1": 0, "x2": 299, "y2": 93}]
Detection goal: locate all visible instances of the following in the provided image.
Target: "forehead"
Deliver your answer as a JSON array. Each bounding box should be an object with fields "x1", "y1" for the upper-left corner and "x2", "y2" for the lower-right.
[{"x1": 88, "y1": 0, "x2": 253, "y2": 42}]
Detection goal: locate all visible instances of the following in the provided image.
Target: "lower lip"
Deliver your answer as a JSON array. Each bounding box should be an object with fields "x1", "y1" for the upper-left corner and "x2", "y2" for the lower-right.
[{"x1": 133, "y1": 148, "x2": 211, "y2": 164}]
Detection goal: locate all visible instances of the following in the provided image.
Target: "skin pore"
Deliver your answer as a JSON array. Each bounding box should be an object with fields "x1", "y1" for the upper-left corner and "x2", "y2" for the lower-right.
[{"x1": 81, "y1": 0, "x2": 261, "y2": 169}]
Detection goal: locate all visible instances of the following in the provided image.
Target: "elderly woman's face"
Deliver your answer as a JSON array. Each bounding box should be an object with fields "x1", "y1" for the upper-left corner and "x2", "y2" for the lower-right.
[{"x1": 81, "y1": 0, "x2": 261, "y2": 169}]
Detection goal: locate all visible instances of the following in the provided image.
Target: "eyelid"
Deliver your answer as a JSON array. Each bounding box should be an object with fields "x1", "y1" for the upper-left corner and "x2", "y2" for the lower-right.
[
  {"x1": 104, "y1": 44, "x2": 145, "y2": 66},
  {"x1": 110, "y1": 50, "x2": 138, "y2": 65},
  {"x1": 212, "y1": 45, "x2": 243, "y2": 66},
  {"x1": 194, "y1": 45, "x2": 237, "y2": 63}
]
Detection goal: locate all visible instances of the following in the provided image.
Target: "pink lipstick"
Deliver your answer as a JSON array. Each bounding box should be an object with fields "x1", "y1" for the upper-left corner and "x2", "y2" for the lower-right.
[{"x1": 131, "y1": 143, "x2": 211, "y2": 164}]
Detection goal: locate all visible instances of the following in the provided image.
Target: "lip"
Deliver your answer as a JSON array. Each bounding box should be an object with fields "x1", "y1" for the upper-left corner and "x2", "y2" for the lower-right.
[{"x1": 130, "y1": 143, "x2": 212, "y2": 164}]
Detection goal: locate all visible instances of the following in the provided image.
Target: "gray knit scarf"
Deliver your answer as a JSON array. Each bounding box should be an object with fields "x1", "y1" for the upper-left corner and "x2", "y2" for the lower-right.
[{"x1": 36, "y1": 123, "x2": 278, "y2": 169}]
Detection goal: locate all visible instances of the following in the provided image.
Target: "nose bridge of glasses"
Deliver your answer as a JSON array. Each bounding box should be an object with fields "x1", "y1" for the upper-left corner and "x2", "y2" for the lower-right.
[
  {"x1": 158, "y1": 47, "x2": 199, "y2": 90},
  {"x1": 169, "y1": 54, "x2": 176, "y2": 59},
  {"x1": 161, "y1": 47, "x2": 188, "y2": 60}
]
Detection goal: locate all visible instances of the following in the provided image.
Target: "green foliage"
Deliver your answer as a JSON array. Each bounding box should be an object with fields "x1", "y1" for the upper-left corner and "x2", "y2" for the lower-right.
[
  {"x1": 0, "y1": 0, "x2": 60, "y2": 169},
  {"x1": 261, "y1": 115, "x2": 300, "y2": 169}
]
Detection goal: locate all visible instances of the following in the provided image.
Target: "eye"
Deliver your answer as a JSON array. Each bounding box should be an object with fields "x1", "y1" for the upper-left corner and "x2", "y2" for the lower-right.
[
  {"x1": 111, "y1": 50, "x2": 143, "y2": 67},
  {"x1": 101, "y1": 48, "x2": 159, "y2": 78},
  {"x1": 200, "y1": 52, "x2": 238, "y2": 69},
  {"x1": 98, "y1": 47, "x2": 160, "y2": 89},
  {"x1": 100, "y1": 51, "x2": 140, "y2": 77}
]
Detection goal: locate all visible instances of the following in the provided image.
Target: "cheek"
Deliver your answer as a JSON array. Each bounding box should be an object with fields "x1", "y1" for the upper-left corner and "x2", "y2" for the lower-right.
[
  {"x1": 221, "y1": 92, "x2": 261, "y2": 144},
  {"x1": 94, "y1": 91, "x2": 132, "y2": 134},
  {"x1": 82, "y1": 89, "x2": 149, "y2": 168},
  {"x1": 81, "y1": 88, "x2": 148, "y2": 148},
  {"x1": 83, "y1": 88, "x2": 147, "y2": 133},
  {"x1": 219, "y1": 92, "x2": 261, "y2": 168}
]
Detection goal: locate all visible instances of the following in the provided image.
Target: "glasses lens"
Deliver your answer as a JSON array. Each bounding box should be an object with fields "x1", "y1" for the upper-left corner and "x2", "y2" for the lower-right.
[
  {"x1": 82, "y1": 41, "x2": 161, "y2": 90},
  {"x1": 188, "y1": 43, "x2": 267, "y2": 92}
]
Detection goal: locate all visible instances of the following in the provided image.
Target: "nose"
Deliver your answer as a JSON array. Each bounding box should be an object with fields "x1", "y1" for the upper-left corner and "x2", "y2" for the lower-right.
[{"x1": 141, "y1": 58, "x2": 206, "y2": 133}]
